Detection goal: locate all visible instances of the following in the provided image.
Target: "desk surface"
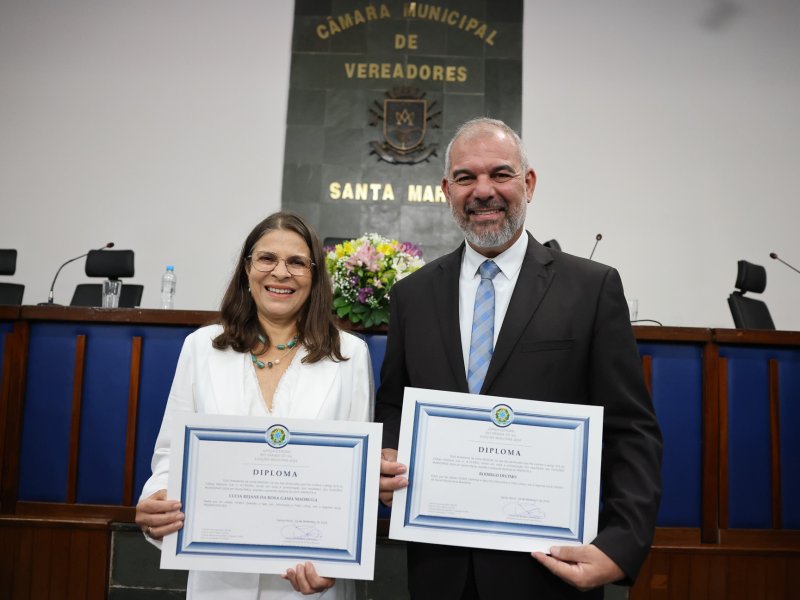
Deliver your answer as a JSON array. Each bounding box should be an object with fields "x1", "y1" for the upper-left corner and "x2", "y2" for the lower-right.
[{"x1": 3, "y1": 305, "x2": 799, "y2": 345}]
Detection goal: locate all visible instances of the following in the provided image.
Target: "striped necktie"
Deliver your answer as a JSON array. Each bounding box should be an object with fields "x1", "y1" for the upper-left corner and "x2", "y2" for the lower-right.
[{"x1": 468, "y1": 260, "x2": 501, "y2": 394}]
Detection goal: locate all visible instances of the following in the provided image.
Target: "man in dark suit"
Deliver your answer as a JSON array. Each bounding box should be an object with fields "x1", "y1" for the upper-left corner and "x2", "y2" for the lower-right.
[{"x1": 375, "y1": 118, "x2": 662, "y2": 599}]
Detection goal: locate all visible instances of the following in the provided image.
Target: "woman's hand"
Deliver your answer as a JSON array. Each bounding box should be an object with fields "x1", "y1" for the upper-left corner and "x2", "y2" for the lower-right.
[
  {"x1": 282, "y1": 561, "x2": 335, "y2": 595},
  {"x1": 134, "y1": 489, "x2": 184, "y2": 541}
]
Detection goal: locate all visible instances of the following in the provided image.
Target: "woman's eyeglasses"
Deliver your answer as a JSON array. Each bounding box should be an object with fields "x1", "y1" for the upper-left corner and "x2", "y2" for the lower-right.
[{"x1": 247, "y1": 252, "x2": 315, "y2": 276}]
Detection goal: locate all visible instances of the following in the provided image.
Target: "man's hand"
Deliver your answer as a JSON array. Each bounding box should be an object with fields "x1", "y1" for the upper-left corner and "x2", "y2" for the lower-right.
[
  {"x1": 532, "y1": 544, "x2": 624, "y2": 591},
  {"x1": 379, "y1": 448, "x2": 407, "y2": 507}
]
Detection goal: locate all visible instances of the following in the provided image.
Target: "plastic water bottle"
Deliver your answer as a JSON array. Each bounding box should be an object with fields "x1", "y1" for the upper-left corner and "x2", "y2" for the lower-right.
[{"x1": 160, "y1": 265, "x2": 176, "y2": 309}]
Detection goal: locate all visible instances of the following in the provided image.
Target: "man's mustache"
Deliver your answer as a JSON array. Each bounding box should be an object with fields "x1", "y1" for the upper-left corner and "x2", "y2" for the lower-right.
[{"x1": 465, "y1": 200, "x2": 508, "y2": 214}]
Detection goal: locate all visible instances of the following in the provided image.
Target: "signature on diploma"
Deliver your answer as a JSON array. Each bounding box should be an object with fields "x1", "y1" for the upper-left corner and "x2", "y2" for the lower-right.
[
  {"x1": 503, "y1": 501, "x2": 546, "y2": 520},
  {"x1": 281, "y1": 523, "x2": 323, "y2": 542}
]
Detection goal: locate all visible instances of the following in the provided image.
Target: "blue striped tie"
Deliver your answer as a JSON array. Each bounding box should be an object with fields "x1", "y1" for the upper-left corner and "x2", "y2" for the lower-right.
[{"x1": 468, "y1": 260, "x2": 501, "y2": 394}]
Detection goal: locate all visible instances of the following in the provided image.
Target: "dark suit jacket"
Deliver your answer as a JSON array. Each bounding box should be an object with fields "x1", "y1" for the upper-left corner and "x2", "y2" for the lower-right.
[{"x1": 375, "y1": 234, "x2": 662, "y2": 600}]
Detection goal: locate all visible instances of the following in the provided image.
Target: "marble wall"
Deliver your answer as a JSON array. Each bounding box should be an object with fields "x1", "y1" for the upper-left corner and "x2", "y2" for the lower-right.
[{"x1": 282, "y1": 0, "x2": 523, "y2": 259}]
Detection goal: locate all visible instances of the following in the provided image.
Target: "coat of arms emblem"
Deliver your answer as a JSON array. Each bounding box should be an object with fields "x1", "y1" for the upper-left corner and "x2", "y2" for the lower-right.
[{"x1": 369, "y1": 87, "x2": 440, "y2": 164}]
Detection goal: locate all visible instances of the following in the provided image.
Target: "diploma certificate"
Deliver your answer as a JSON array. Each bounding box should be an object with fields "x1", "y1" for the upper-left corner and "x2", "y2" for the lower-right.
[
  {"x1": 389, "y1": 388, "x2": 603, "y2": 553},
  {"x1": 161, "y1": 413, "x2": 382, "y2": 579}
]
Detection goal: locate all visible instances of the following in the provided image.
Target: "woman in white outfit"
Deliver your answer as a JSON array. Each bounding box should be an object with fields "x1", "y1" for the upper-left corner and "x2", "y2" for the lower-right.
[{"x1": 135, "y1": 212, "x2": 372, "y2": 599}]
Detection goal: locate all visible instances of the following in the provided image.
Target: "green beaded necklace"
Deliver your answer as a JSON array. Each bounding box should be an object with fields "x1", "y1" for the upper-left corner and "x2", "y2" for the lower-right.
[{"x1": 251, "y1": 334, "x2": 299, "y2": 369}]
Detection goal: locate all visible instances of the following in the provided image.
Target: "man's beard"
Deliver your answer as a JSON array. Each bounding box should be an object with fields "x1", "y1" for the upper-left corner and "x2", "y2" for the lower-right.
[{"x1": 450, "y1": 200, "x2": 527, "y2": 250}]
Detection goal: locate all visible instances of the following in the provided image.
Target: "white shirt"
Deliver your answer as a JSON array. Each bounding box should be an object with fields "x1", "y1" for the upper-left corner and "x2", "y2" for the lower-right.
[{"x1": 458, "y1": 233, "x2": 529, "y2": 375}]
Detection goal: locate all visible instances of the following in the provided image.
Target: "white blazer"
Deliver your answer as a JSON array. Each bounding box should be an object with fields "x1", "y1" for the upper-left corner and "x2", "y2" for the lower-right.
[{"x1": 140, "y1": 325, "x2": 373, "y2": 600}]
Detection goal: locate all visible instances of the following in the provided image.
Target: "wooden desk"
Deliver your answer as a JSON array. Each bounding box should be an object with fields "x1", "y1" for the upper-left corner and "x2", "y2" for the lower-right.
[{"x1": 1, "y1": 308, "x2": 798, "y2": 598}]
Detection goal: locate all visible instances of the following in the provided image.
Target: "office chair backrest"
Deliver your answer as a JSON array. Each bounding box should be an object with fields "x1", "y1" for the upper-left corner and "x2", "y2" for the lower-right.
[
  {"x1": 0, "y1": 249, "x2": 17, "y2": 275},
  {"x1": 322, "y1": 237, "x2": 352, "y2": 249},
  {"x1": 85, "y1": 250, "x2": 135, "y2": 279},
  {"x1": 728, "y1": 293, "x2": 775, "y2": 330},
  {"x1": 0, "y1": 283, "x2": 24, "y2": 305},
  {"x1": 70, "y1": 283, "x2": 144, "y2": 308},
  {"x1": 0, "y1": 249, "x2": 24, "y2": 305},
  {"x1": 728, "y1": 260, "x2": 775, "y2": 330},
  {"x1": 734, "y1": 260, "x2": 767, "y2": 294}
]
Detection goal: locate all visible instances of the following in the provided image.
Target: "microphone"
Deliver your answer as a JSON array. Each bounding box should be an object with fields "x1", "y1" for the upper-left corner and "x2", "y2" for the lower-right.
[
  {"x1": 588, "y1": 234, "x2": 602, "y2": 261},
  {"x1": 41, "y1": 242, "x2": 115, "y2": 305},
  {"x1": 770, "y1": 252, "x2": 800, "y2": 276}
]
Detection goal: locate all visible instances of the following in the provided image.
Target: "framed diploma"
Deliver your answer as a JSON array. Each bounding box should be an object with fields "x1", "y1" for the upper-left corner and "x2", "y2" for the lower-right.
[
  {"x1": 161, "y1": 413, "x2": 382, "y2": 579},
  {"x1": 389, "y1": 387, "x2": 603, "y2": 553}
]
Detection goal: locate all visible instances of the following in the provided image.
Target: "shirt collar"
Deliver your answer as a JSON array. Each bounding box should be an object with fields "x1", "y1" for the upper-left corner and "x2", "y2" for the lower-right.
[{"x1": 462, "y1": 231, "x2": 529, "y2": 280}]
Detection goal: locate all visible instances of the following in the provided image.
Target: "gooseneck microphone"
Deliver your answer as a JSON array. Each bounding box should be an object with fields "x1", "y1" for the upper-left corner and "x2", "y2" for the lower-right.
[
  {"x1": 588, "y1": 234, "x2": 603, "y2": 261},
  {"x1": 41, "y1": 242, "x2": 115, "y2": 305},
  {"x1": 770, "y1": 252, "x2": 800, "y2": 276}
]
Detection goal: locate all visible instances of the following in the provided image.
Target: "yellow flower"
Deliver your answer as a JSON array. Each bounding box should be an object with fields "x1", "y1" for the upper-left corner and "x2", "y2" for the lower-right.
[
  {"x1": 338, "y1": 241, "x2": 355, "y2": 257},
  {"x1": 377, "y1": 242, "x2": 394, "y2": 256}
]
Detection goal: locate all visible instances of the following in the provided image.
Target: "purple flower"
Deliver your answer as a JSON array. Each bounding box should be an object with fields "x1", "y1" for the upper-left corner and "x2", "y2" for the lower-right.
[
  {"x1": 357, "y1": 287, "x2": 372, "y2": 303},
  {"x1": 399, "y1": 241, "x2": 422, "y2": 258}
]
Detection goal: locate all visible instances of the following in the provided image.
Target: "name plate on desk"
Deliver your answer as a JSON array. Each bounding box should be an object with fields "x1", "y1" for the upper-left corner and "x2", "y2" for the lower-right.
[
  {"x1": 389, "y1": 388, "x2": 603, "y2": 553},
  {"x1": 161, "y1": 413, "x2": 382, "y2": 579}
]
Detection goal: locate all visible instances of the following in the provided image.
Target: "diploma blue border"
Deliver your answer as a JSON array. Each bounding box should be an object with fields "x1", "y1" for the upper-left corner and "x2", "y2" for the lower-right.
[
  {"x1": 405, "y1": 403, "x2": 590, "y2": 542},
  {"x1": 175, "y1": 427, "x2": 369, "y2": 564}
]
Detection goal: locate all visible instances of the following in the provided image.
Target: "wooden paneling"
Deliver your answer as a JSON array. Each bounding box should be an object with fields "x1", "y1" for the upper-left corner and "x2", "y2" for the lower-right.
[
  {"x1": 718, "y1": 357, "x2": 729, "y2": 530},
  {"x1": 713, "y1": 329, "x2": 800, "y2": 346},
  {"x1": 707, "y1": 554, "x2": 727, "y2": 599},
  {"x1": 67, "y1": 529, "x2": 90, "y2": 598},
  {"x1": 765, "y1": 558, "x2": 788, "y2": 599},
  {"x1": 15, "y1": 500, "x2": 135, "y2": 522},
  {"x1": 48, "y1": 526, "x2": 70, "y2": 597},
  {"x1": 123, "y1": 336, "x2": 143, "y2": 506},
  {"x1": 641, "y1": 354, "x2": 653, "y2": 396},
  {"x1": 19, "y1": 305, "x2": 216, "y2": 326},
  {"x1": 0, "y1": 321, "x2": 29, "y2": 515},
  {"x1": 651, "y1": 528, "x2": 702, "y2": 546},
  {"x1": 66, "y1": 335, "x2": 87, "y2": 504},
  {"x1": 769, "y1": 359, "x2": 782, "y2": 529},
  {"x1": 632, "y1": 326, "x2": 712, "y2": 343},
  {"x1": 0, "y1": 329, "x2": 12, "y2": 511},
  {"x1": 29, "y1": 528, "x2": 52, "y2": 599},
  {"x1": 2, "y1": 311, "x2": 800, "y2": 598},
  {"x1": 702, "y1": 341, "x2": 720, "y2": 543},
  {"x1": 0, "y1": 516, "x2": 110, "y2": 600},
  {"x1": 719, "y1": 529, "x2": 800, "y2": 549},
  {"x1": 631, "y1": 547, "x2": 800, "y2": 600}
]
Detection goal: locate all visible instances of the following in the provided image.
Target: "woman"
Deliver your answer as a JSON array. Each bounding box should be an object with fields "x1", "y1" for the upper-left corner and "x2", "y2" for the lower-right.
[{"x1": 136, "y1": 212, "x2": 372, "y2": 599}]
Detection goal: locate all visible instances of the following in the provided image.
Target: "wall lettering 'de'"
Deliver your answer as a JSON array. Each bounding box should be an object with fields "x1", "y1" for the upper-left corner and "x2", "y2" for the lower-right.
[{"x1": 282, "y1": 0, "x2": 523, "y2": 259}]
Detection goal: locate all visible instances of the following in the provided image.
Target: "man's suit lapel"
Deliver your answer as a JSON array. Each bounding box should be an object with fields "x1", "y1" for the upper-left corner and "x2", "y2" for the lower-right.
[
  {"x1": 482, "y1": 234, "x2": 555, "y2": 393},
  {"x1": 433, "y1": 244, "x2": 470, "y2": 393}
]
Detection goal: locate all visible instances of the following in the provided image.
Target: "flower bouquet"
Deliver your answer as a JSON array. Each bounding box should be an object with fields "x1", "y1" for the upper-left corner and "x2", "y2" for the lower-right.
[{"x1": 326, "y1": 234, "x2": 425, "y2": 328}]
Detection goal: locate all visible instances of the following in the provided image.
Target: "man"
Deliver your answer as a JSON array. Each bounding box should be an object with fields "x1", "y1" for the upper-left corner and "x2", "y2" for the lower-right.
[{"x1": 375, "y1": 118, "x2": 662, "y2": 599}]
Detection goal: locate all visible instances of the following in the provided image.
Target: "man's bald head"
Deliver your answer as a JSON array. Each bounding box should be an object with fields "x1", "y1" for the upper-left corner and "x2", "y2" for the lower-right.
[{"x1": 443, "y1": 118, "x2": 530, "y2": 179}]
